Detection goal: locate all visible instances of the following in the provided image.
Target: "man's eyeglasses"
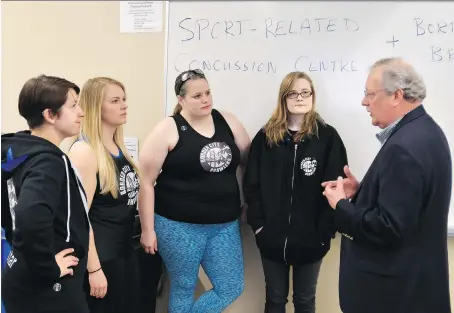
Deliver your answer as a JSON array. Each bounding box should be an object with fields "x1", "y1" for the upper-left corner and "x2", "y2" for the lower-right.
[
  {"x1": 364, "y1": 89, "x2": 387, "y2": 99},
  {"x1": 287, "y1": 90, "x2": 313, "y2": 99},
  {"x1": 176, "y1": 69, "x2": 205, "y2": 95},
  {"x1": 364, "y1": 88, "x2": 411, "y2": 100}
]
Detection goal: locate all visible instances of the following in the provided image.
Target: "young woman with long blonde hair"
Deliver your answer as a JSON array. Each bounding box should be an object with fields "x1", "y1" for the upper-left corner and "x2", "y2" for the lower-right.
[
  {"x1": 68, "y1": 77, "x2": 140, "y2": 313},
  {"x1": 243, "y1": 71, "x2": 348, "y2": 313}
]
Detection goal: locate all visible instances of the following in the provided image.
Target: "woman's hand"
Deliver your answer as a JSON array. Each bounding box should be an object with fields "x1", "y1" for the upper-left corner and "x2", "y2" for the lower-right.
[
  {"x1": 141, "y1": 230, "x2": 158, "y2": 255},
  {"x1": 89, "y1": 269, "x2": 108, "y2": 298},
  {"x1": 55, "y1": 248, "x2": 78, "y2": 277}
]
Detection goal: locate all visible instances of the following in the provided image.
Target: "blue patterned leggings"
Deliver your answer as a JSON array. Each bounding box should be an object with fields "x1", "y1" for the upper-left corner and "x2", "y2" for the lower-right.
[{"x1": 155, "y1": 214, "x2": 244, "y2": 313}]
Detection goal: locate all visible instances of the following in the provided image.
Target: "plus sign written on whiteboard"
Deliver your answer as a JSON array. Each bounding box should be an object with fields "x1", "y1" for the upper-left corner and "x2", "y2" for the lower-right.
[{"x1": 386, "y1": 36, "x2": 400, "y2": 48}]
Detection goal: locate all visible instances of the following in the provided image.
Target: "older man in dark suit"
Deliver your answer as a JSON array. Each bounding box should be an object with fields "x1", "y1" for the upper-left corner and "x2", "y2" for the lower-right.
[{"x1": 323, "y1": 57, "x2": 452, "y2": 313}]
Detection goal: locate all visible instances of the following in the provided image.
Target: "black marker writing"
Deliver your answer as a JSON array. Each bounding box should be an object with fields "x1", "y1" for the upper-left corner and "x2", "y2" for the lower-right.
[
  {"x1": 295, "y1": 56, "x2": 358, "y2": 73},
  {"x1": 265, "y1": 17, "x2": 359, "y2": 38},
  {"x1": 415, "y1": 18, "x2": 454, "y2": 36},
  {"x1": 190, "y1": 59, "x2": 277, "y2": 74},
  {"x1": 196, "y1": 19, "x2": 210, "y2": 40},
  {"x1": 431, "y1": 46, "x2": 454, "y2": 62},
  {"x1": 178, "y1": 17, "x2": 359, "y2": 42},
  {"x1": 174, "y1": 53, "x2": 277, "y2": 74},
  {"x1": 179, "y1": 18, "x2": 248, "y2": 41},
  {"x1": 179, "y1": 18, "x2": 194, "y2": 41},
  {"x1": 344, "y1": 18, "x2": 359, "y2": 31},
  {"x1": 211, "y1": 22, "x2": 221, "y2": 39},
  {"x1": 224, "y1": 21, "x2": 234, "y2": 38}
]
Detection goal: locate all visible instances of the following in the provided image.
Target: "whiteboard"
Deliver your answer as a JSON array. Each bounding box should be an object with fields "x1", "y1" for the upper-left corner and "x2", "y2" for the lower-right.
[{"x1": 164, "y1": 1, "x2": 454, "y2": 235}]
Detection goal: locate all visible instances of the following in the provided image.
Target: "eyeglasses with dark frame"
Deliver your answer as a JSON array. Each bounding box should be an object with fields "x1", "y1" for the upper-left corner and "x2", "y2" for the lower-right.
[
  {"x1": 286, "y1": 90, "x2": 313, "y2": 99},
  {"x1": 176, "y1": 69, "x2": 205, "y2": 95}
]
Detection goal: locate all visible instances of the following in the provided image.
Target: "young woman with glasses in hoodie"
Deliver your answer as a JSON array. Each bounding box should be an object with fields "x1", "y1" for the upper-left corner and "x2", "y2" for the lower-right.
[{"x1": 243, "y1": 71, "x2": 348, "y2": 313}]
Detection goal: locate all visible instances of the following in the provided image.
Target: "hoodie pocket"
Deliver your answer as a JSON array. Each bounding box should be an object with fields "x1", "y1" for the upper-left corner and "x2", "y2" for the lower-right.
[
  {"x1": 254, "y1": 226, "x2": 267, "y2": 247},
  {"x1": 254, "y1": 223, "x2": 286, "y2": 256}
]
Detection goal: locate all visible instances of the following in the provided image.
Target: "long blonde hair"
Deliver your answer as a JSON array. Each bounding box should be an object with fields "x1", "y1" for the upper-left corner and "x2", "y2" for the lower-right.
[
  {"x1": 78, "y1": 77, "x2": 140, "y2": 198},
  {"x1": 264, "y1": 71, "x2": 325, "y2": 146}
]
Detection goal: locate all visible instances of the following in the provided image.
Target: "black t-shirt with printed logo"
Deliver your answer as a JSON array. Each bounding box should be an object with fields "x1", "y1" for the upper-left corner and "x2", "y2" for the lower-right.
[
  {"x1": 154, "y1": 109, "x2": 241, "y2": 224},
  {"x1": 90, "y1": 151, "x2": 140, "y2": 262}
]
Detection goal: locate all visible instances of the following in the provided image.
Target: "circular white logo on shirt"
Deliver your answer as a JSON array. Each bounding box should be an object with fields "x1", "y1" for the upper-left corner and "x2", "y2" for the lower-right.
[
  {"x1": 119, "y1": 165, "x2": 139, "y2": 205},
  {"x1": 300, "y1": 157, "x2": 317, "y2": 176},
  {"x1": 53, "y1": 283, "x2": 62, "y2": 292},
  {"x1": 200, "y1": 142, "x2": 232, "y2": 172}
]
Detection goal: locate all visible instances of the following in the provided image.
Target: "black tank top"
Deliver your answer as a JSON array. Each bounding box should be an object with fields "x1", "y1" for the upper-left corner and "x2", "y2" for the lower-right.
[
  {"x1": 90, "y1": 150, "x2": 140, "y2": 261},
  {"x1": 155, "y1": 109, "x2": 241, "y2": 224}
]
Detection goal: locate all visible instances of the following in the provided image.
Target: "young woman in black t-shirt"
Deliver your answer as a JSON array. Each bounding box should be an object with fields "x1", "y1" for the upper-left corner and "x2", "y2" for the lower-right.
[
  {"x1": 139, "y1": 69, "x2": 251, "y2": 313},
  {"x1": 68, "y1": 77, "x2": 140, "y2": 313}
]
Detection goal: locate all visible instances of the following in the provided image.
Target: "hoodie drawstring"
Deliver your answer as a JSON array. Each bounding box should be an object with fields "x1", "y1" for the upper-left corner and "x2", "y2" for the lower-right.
[
  {"x1": 71, "y1": 162, "x2": 91, "y2": 226},
  {"x1": 62, "y1": 155, "x2": 91, "y2": 244},
  {"x1": 62, "y1": 156, "x2": 71, "y2": 243}
]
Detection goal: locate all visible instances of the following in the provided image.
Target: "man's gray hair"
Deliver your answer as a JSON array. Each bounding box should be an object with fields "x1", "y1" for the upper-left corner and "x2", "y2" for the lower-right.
[{"x1": 371, "y1": 57, "x2": 426, "y2": 102}]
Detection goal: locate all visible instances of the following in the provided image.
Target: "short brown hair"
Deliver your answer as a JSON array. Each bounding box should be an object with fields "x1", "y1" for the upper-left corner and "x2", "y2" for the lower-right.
[{"x1": 18, "y1": 74, "x2": 80, "y2": 129}]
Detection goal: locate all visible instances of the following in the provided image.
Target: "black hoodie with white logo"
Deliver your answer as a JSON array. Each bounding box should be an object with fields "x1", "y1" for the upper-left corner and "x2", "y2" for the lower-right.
[
  {"x1": 1, "y1": 131, "x2": 90, "y2": 312},
  {"x1": 243, "y1": 122, "x2": 348, "y2": 266}
]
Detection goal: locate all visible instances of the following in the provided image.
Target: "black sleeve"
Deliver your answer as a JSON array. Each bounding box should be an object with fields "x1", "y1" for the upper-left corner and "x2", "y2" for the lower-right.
[
  {"x1": 15, "y1": 154, "x2": 64, "y2": 280},
  {"x1": 317, "y1": 128, "x2": 348, "y2": 241},
  {"x1": 334, "y1": 144, "x2": 424, "y2": 247},
  {"x1": 243, "y1": 130, "x2": 265, "y2": 232}
]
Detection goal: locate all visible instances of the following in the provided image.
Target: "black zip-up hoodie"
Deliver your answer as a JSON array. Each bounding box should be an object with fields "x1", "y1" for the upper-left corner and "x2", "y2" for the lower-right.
[
  {"x1": 243, "y1": 122, "x2": 348, "y2": 265},
  {"x1": 1, "y1": 131, "x2": 90, "y2": 311}
]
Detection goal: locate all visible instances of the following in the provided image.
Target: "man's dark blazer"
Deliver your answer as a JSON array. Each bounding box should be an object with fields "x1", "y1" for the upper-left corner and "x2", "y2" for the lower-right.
[{"x1": 334, "y1": 105, "x2": 452, "y2": 313}]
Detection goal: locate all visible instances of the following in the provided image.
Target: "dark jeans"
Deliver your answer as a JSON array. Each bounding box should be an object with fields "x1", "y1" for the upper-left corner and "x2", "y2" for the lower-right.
[{"x1": 261, "y1": 255, "x2": 322, "y2": 313}]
